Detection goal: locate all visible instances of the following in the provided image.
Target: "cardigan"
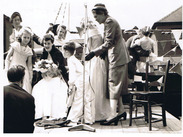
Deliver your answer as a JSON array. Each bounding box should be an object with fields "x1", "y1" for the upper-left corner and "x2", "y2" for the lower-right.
[{"x1": 41, "y1": 45, "x2": 68, "y2": 82}]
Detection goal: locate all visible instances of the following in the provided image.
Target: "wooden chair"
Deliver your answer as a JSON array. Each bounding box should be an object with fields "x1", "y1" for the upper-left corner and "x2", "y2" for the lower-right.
[{"x1": 129, "y1": 60, "x2": 170, "y2": 131}]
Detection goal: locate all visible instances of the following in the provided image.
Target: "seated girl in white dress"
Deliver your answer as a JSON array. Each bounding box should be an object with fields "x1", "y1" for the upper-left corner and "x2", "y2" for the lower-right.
[
  {"x1": 32, "y1": 34, "x2": 68, "y2": 120},
  {"x1": 62, "y1": 42, "x2": 95, "y2": 124}
]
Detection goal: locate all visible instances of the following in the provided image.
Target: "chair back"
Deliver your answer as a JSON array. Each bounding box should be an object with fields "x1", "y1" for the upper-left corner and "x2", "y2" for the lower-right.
[{"x1": 145, "y1": 60, "x2": 170, "y2": 93}]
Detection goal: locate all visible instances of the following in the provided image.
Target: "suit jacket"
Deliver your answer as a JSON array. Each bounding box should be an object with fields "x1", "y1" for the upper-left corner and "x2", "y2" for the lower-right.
[
  {"x1": 93, "y1": 16, "x2": 130, "y2": 69},
  {"x1": 41, "y1": 45, "x2": 68, "y2": 82},
  {"x1": 4, "y1": 83, "x2": 35, "y2": 133}
]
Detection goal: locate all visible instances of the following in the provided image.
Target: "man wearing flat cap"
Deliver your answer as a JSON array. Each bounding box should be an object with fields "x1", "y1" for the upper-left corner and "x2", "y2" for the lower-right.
[{"x1": 85, "y1": 3, "x2": 130, "y2": 125}]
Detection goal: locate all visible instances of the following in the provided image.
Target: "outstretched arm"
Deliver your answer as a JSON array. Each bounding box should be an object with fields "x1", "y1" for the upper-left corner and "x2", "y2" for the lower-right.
[
  {"x1": 92, "y1": 19, "x2": 115, "y2": 56},
  {"x1": 33, "y1": 33, "x2": 43, "y2": 46},
  {"x1": 5, "y1": 47, "x2": 14, "y2": 70}
]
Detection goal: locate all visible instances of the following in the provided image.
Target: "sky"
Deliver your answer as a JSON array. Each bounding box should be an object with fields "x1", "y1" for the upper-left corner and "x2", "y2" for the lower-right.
[{"x1": 1, "y1": 0, "x2": 182, "y2": 38}]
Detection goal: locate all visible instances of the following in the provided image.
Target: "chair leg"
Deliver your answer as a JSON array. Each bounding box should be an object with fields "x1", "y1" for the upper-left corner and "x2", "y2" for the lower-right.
[
  {"x1": 162, "y1": 104, "x2": 167, "y2": 126},
  {"x1": 129, "y1": 94, "x2": 133, "y2": 126},
  {"x1": 148, "y1": 96, "x2": 152, "y2": 131},
  {"x1": 144, "y1": 103, "x2": 148, "y2": 122},
  {"x1": 135, "y1": 104, "x2": 138, "y2": 117}
]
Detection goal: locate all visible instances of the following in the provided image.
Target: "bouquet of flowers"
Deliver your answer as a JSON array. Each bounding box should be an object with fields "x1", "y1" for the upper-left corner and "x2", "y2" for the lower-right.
[{"x1": 33, "y1": 59, "x2": 61, "y2": 78}]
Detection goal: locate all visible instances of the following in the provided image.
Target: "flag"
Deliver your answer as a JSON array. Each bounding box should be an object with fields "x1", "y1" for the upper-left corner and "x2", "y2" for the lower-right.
[
  {"x1": 157, "y1": 76, "x2": 163, "y2": 90},
  {"x1": 171, "y1": 46, "x2": 178, "y2": 52},
  {"x1": 172, "y1": 30, "x2": 182, "y2": 49},
  {"x1": 162, "y1": 45, "x2": 178, "y2": 57},
  {"x1": 170, "y1": 61, "x2": 182, "y2": 76},
  {"x1": 157, "y1": 56, "x2": 164, "y2": 61},
  {"x1": 76, "y1": 27, "x2": 84, "y2": 38}
]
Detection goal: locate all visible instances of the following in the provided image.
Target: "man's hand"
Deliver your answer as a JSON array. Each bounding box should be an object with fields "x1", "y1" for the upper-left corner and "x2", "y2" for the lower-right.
[{"x1": 85, "y1": 52, "x2": 95, "y2": 61}]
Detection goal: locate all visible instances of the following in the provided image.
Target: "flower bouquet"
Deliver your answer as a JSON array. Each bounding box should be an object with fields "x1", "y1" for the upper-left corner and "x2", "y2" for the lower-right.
[{"x1": 33, "y1": 59, "x2": 61, "y2": 78}]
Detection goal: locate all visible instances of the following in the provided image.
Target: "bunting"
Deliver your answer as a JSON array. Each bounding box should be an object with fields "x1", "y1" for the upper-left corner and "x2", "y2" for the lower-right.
[
  {"x1": 76, "y1": 27, "x2": 84, "y2": 38},
  {"x1": 157, "y1": 76, "x2": 163, "y2": 90},
  {"x1": 161, "y1": 45, "x2": 179, "y2": 57},
  {"x1": 172, "y1": 30, "x2": 182, "y2": 49},
  {"x1": 170, "y1": 60, "x2": 182, "y2": 76}
]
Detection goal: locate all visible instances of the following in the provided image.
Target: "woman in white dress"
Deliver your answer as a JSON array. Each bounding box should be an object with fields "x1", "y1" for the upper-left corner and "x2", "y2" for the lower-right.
[
  {"x1": 81, "y1": 20, "x2": 111, "y2": 121},
  {"x1": 32, "y1": 60, "x2": 68, "y2": 120},
  {"x1": 32, "y1": 34, "x2": 68, "y2": 120}
]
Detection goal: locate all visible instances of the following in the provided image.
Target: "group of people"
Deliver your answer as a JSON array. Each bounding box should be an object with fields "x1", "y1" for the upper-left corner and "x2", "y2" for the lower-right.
[
  {"x1": 3, "y1": 3, "x2": 156, "y2": 133},
  {"x1": 126, "y1": 26, "x2": 157, "y2": 81}
]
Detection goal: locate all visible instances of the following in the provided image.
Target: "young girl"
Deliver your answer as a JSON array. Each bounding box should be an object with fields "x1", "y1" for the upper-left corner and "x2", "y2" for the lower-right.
[
  {"x1": 62, "y1": 42, "x2": 95, "y2": 124},
  {"x1": 5, "y1": 27, "x2": 33, "y2": 94}
]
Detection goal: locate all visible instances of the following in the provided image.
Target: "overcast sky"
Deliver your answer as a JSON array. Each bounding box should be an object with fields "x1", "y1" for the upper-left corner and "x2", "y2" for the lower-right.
[{"x1": 2, "y1": 0, "x2": 182, "y2": 38}]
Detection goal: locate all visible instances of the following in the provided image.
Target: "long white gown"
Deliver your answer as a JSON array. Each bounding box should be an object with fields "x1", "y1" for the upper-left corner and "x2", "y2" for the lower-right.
[
  {"x1": 87, "y1": 30, "x2": 111, "y2": 121},
  {"x1": 7, "y1": 41, "x2": 33, "y2": 94},
  {"x1": 32, "y1": 76, "x2": 68, "y2": 119}
]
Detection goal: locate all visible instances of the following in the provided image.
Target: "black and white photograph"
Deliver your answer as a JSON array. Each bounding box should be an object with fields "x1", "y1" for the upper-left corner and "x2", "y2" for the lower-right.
[{"x1": 1, "y1": 0, "x2": 182, "y2": 135}]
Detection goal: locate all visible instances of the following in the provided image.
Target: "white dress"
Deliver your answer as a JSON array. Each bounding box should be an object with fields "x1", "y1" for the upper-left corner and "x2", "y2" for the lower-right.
[
  {"x1": 9, "y1": 28, "x2": 21, "y2": 43},
  {"x1": 9, "y1": 42, "x2": 33, "y2": 94},
  {"x1": 32, "y1": 76, "x2": 68, "y2": 119},
  {"x1": 54, "y1": 36, "x2": 65, "y2": 52},
  {"x1": 87, "y1": 31, "x2": 111, "y2": 121},
  {"x1": 67, "y1": 55, "x2": 95, "y2": 124}
]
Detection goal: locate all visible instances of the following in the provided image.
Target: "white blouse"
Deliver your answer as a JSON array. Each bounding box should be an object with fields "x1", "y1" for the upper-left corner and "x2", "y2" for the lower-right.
[{"x1": 67, "y1": 55, "x2": 83, "y2": 85}]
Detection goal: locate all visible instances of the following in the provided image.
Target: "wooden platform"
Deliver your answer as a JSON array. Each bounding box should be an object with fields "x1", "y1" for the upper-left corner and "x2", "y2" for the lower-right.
[{"x1": 33, "y1": 106, "x2": 182, "y2": 134}]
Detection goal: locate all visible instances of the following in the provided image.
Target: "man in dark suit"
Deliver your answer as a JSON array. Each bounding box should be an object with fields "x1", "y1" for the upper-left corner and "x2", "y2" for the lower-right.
[{"x1": 4, "y1": 65, "x2": 35, "y2": 133}]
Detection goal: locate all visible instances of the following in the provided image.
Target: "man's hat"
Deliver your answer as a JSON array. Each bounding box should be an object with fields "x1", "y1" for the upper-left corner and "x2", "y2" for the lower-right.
[{"x1": 92, "y1": 3, "x2": 107, "y2": 11}]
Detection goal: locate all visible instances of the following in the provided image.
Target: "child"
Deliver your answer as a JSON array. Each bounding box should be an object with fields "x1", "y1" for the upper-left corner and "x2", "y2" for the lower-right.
[
  {"x1": 62, "y1": 42, "x2": 95, "y2": 124},
  {"x1": 5, "y1": 27, "x2": 33, "y2": 94}
]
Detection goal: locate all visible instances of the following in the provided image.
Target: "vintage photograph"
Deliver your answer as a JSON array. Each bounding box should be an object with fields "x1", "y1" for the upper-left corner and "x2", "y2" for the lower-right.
[{"x1": 1, "y1": 0, "x2": 182, "y2": 134}]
